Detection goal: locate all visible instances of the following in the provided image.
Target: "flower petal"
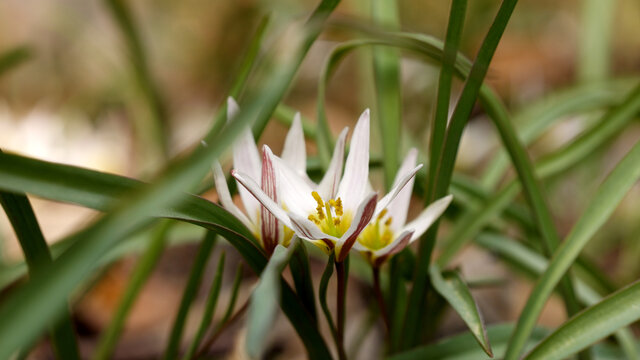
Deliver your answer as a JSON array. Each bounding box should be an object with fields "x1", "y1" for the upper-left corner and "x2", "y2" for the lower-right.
[
  {"x1": 374, "y1": 164, "x2": 423, "y2": 219},
  {"x1": 264, "y1": 145, "x2": 317, "y2": 215},
  {"x1": 261, "y1": 150, "x2": 279, "y2": 253},
  {"x1": 373, "y1": 230, "x2": 414, "y2": 260},
  {"x1": 281, "y1": 112, "x2": 306, "y2": 176},
  {"x1": 231, "y1": 170, "x2": 293, "y2": 230},
  {"x1": 336, "y1": 192, "x2": 377, "y2": 262},
  {"x1": 403, "y1": 195, "x2": 453, "y2": 242},
  {"x1": 337, "y1": 109, "x2": 370, "y2": 211},
  {"x1": 317, "y1": 127, "x2": 348, "y2": 199},
  {"x1": 287, "y1": 211, "x2": 340, "y2": 243},
  {"x1": 385, "y1": 149, "x2": 418, "y2": 231},
  {"x1": 229, "y1": 99, "x2": 262, "y2": 224},
  {"x1": 212, "y1": 161, "x2": 254, "y2": 231}
]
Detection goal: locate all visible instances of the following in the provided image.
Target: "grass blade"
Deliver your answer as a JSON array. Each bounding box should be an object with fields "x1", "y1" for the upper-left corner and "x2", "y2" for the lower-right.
[
  {"x1": 93, "y1": 220, "x2": 170, "y2": 360},
  {"x1": 163, "y1": 231, "x2": 218, "y2": 360},
  {"x1": 182, "y1": 252, "x2": 226, "y2": 360},
  {"x1": 429, "y1": 265, "x2": 492, "y2": 356},
  {"x1": 371, "y1": 0, "x2": 402, "y2": 187},
  {"x1": 525, "y1": 279, "x2": 640, "y2": 360},
  {"x1": 578, "y1": 0, "x2": 616, "y2": 82},
  {"x1": 246, "y1": 239, "x2": 299, "y2": 358},
  {"x1": 0, "y1": 188, "x2": 79, "y2": 359},
  {"x1": 289, "y1": 241, "x2": 317, "y2": 322},
  {"x1": 504, "y1": 138, "x2": 640, "y2": 359},
  {"x1": 319, "y1": 253, "x2": 338, "y2": 344}
]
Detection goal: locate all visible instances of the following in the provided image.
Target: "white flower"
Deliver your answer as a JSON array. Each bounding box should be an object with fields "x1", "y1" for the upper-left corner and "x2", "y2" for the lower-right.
[
  {"x1": 212, "y1": 97, "x2": 308, "y2": 254},
  {"x1": 353, "y1": 148, "x2": 453, "y2": 267},
  {"x1": 232, "y1": 110, "x2": 422, "y2": 262}
]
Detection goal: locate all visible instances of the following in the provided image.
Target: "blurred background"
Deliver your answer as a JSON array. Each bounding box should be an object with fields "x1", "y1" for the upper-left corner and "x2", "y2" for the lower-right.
[{"x1": 0, "y1": 0, "x2": 639, "y2": 358}]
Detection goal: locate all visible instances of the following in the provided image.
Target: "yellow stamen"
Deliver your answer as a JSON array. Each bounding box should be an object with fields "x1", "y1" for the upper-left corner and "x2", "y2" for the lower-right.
[
  {"x1": 377, "y1": 209, "x2": 388, "y2": 221},
  {"x1": 335, "y1": 198, "x2": 343, "y2": 216},
  {"x1": 385, "y1": 216, "x2": 393, "y2": 226},
  {"x1": 312, "y1": 191, "x2": 324, "y2": 207},
  {"x1": 334, "y1": 218, "x2": 341, "y2": 226}
]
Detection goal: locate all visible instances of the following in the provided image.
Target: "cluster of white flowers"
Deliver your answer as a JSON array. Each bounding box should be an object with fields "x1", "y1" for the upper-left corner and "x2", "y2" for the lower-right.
[{"x1": 214, "y1": 98, "x2": 452, "y2": 266}]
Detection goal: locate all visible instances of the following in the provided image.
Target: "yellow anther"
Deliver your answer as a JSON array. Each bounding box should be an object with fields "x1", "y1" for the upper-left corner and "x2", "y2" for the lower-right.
[
  {"x1": 385, "y1": 216, "x2": 393, "y2": 226},
  {"x1": 334, "y1": 218, "x2": 341, "y2": 226},
  {"x1": 312, "y1": 191, "x2": 324, "y2": 207},
  {"x1": 316, "y1": 205, "x2": 325, "y2": 220},
  {"x1": 308, "y1": 214, "x2": 320, "y2": 224},
  {"x1": 377, "y1": 209, "x2": 388, "y2": 221},
  {"x1": 328, "y1": 199, "x2": 337, "y2": 207},
  {"x1": 335, "y1": 198, "x2": 343, "y2": 216}
]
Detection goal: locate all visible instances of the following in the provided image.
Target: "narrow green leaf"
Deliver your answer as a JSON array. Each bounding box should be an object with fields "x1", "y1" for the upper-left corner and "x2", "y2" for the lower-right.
[
  {"x1": 246, "y1": 239, "x2": 300, "y2": 358},
  {"x1": 220, "y1": 262, "x2": 244, "y2": 326},
  {"x1": 163, "y1": 231, "x2": 218, "y2": 360},
  {"x1": 429, "y1": 265, "x2": 492, "y2": 357},
  {"x1": 319, "y1": 253, "x2": 338, "y2": 343},
  {"x1": 578, "y1": 0, "x2": 616, "y2": 82},
  {"x1": 0, "y1": 188, "x2": 79, "y2": 359},
  {"x1": 182, "y1": 252, "x2": 226, "y2": 360},
  {"x1": 93, "y1": 220, "x2": 170, "y2": 360},
  {"x1": 525, "y1": 279, "x2": 640, "y2": 360},
  {"x1": 289, "y1": 241, "x2": 317, "y2": 322},
  {"x1": 505, "y1": 138, "x2": 640, "y2": 359},
  {"x1": 103, "y1": 0, "x2": 169, "y2": 156},
  {"x1": 371, "y1": 0, "x2": 402, "y2": 188}
]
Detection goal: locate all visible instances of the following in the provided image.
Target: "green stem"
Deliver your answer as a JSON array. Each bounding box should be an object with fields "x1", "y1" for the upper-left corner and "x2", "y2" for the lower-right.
[
  {"x1": 372, "y1": 266, "x2": 390, "y2": 335},
  {"x1": 336, "y1": 259, "x2": 348, "y2": 360}
]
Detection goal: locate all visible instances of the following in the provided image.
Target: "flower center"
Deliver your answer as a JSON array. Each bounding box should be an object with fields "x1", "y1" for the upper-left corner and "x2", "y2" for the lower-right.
[
  {"x1": 357, "y1": 209, "x2": 394, "y2": 251},
  {"x1": 307, "y1": 191, "x2": 351, "y2": 237}
]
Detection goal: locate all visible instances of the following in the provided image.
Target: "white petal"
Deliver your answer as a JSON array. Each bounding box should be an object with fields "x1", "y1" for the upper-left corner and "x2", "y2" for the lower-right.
[
  {"x1": 317, "y1": 127, "x2": 348, "y2": 199},
  {"x1": 337, "y1": 109, "x2": 370, "y2": 211},
  {"x1": 260, "y1": 150, "x2": 279, "y2": 252},
  {"x1": 212, "y1": 161, "x2": 253, "y2": 230},
  {"x1": 336, "y1": 192, "x2": 377, "y2": 262},
  {"x1": 265, "y1": 145, "x2": 317, "y2": 216},
  {"x1": 230, "y1": 102, "x2": 262, "y2": 224},
  {"x1": 373, "y1": 230, "x2": 414, "y2": 259},
  {"x1": 385, "y1": 149, "x2": 419, "y2": 231},
  {"x1": 404, "y1": 195, "x2": 453, "y2": 242},
  {"x1": 374, "y1": 164, "x2": 423, "y2": 219},
  {"x1": 281, "y1": 112, "x2": 307, "y2": 176},
  {"x1": 227, "y1": 97, "x2": 240, "y2": 121},
  {"x1": 287, "y1": 211, "x2": 340, "y2": 243},
  {"x1": 232, "y1": 170, "x2": 293, "y2": 230}
]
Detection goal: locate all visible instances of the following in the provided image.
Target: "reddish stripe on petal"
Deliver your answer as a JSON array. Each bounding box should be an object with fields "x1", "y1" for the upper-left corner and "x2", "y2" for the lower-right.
[
  {"x1": 261, "y1": 147, "x2": 279, "y2": 254},
  {"x1": 337, "y1": 195, "x2": 377, "y2": 262},
  {"x1": 374, "y1": 231, "x2": 414, "y2": 267}
]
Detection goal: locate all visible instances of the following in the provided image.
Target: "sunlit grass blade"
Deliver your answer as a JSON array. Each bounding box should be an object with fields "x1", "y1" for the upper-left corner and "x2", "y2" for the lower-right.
[
  {"x1": 371, "y1": 0, "x2": 402, "y2": 187},
  {"x1": 103, "y1": 0, "x2": 169, "y2": 157},
  {"x1": 578, "y1": 0, "x2": 615, "y2": 82},
  {"x1": 0, "y1": 189, "x2": 79, "y2": 359},
  {"x1": 246, "y1": 239, "x2": 299, "y2": 358},
  {"x1": 408, "y1": 0, "x2": 520, "y2": 347},
  {"x1": 388, "y1": 324, "x2": 548, "y2": 360},
  {"x1": 0, "y1": 46, "x2": 31, "y2": 77},
  {"x1": 289, "y1": 241, "x2": 317, "y2": 322},
  {"x1": 319, "y1": 254, "x2": 338, "y2": 345},
  {"x1": 429, "y1": 264, "x2": 492, "y2": 356},
  {"x1": 182, "y1": 252, "x2": 225, "y2": 360},
  {"x1": 476, "y1": 233, "x2": 638, "y2": 360},
  {"x1": 163, "y1": 231, "x2": 218, "y2": 360},
  {"x1": 93, "y1": 220, "x2": 170, "y2": 360},
  {"x1": 524, "y1": 279, "x2": 640, "y2": 360},
  {"x1": 504, "y1": 138, "x2": 640, "y2": 359}
]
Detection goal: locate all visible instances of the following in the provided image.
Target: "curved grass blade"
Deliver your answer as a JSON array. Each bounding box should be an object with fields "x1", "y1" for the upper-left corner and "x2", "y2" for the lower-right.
[
  {"x1": 163, "y1": 231, "x2": 218, "y2": 360},
  {"x1": 246, "y1": 239, "x2": 299, "y2": 358},
  {"x1": 0, "y1": 189, "x2": 79, "y2": 360},
  {"x1": 504, "y1": 138, "x2": 640, "y2": 359},
  {"x1": 429, "y1": 265, "x2": 492, "y2": 357},
  {"x1": 289, "y1": 241, "x2": 317, "y2": 322},
  {"x1": 182, "y1": 252, "x2": 225, "y2": 360},
  {"x1": 220, "y1": 262, "x2": 244, "y2": 327},
  {"x1": 525, "y1": 279, "x2": 640, "y2": 360},
  {"x1": 93, "y1": 220, "x2": 170, "y2": 360},
  {"x1": 319, "y1": 253, "x2": 338, "y2": 344}
]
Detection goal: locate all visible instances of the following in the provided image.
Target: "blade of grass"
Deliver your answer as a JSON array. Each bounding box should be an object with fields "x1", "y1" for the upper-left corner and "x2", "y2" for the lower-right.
[
  {"x1": 371, "y1": 0, "x2": 402, "y2": 187},
  {"x1": 578, "y1": 0, "x2": 616, "y2": 82},
  {"x1": 319, "y1": 254, "x2": 338, "y2": 347},
  {"x1": 429, "y1": 265, "x2": 492, "y2": 356},
  {"x1": 0, "y1": 188, "x2": 79, "y2": 360},
  {"x1": 407, "y1": 0, "x2": 520, "y2": 348},
  {"x1": 525, "y1": 279, "x2": 640, "y2": 360},
  {"x1": 182, "y1": 252, "x2": 225, "y2": 360},
  {"x1": 504, "y1": 138, "x2": 640, "y2": 359},
  {"x1": 289, "y1": 241, "x2": 317, "y2": 322},
  {"x1": 103, "y1": 0, "x2": 169, "y2": 157},
  {"x1": 246, "y1": 239, "x2": 300, "y2": 358},
  {"x1": 93, "y1": 220, "x2": 170, "y2": 360},
  {"x1": 163, "y1": 231, "x2": 218, "y2": 360}
]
